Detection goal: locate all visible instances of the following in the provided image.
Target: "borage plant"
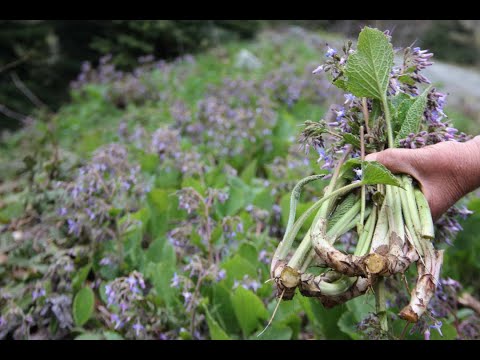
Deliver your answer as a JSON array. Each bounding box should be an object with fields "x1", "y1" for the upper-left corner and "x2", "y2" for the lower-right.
[{"x1": 269, "y1": 27, "x2": 470, "y2": 337}]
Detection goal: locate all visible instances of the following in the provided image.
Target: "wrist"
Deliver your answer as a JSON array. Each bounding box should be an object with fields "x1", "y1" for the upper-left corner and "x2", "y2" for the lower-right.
[{"x1": 459, "y1": 136, "x2": 480, "y2": 195}]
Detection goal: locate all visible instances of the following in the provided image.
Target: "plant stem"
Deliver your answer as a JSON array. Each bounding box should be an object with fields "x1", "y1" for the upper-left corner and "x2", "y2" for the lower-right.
[
  {"x1": 374, "y1": 278, "x2": 389, "y2": 333},
  {"x1": 277, "y1": 182, "x2": 362, "y2": 261},
  {"x1": 271, "y1": 174, "x2": 325, "y2": 270},
  {"x1": 359, "y1": 126, "x2": 366, "y2": 235},
  {"x1": 414, "y1": 188, "x2": 435, "y2": 239},
  {"x1": 381, "y1": 95, "x2": 394, "y2": 148}
]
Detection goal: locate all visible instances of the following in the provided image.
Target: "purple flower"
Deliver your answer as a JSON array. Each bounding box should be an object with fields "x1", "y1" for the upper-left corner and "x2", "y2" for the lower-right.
[
  {"x1": 111, "y1": 313, "x2": 123, "y2": 329},
  {"x1": 312, "y1": 65, "x2": 324, "y2": 74},
  {"x1": 105, "y1": 284, "x2": 116, "y2": 306},
  {"x1": 335, "y1": 108, "x2": 346, "y2": 121},
  {"x1": 58, "y1": 207, "x2": 68, "y2": 216},
  {"x1": 430, "y1": 321, "x2": 443, "y2": 337},
  {"x1": 132, "y1": 321, "x2": 144, "y2": 337},
  {"x1": 424, "y1": 328, "x2": 431, "y2": 340},
  {"x1": 326, "y1": 47, "x2": 337, "y2": 58},
  {"x1": 216, "y1": 269, "x2": 227, "y2": 282},
  {"x1": 0, "y1": 316, "x2": 6, "y2": 327},
  {"x1": 171, "y1": 273, "x2": 181, "y2": 288},
  {"x1": 85, "y1": 208, "x2": 96, "y2": 221},
  {"x1": 344, "y1": 93, "x2": 355, "y2": 105},
  {"x1": 32, "y1": 287, "x2": 46, "y2": 300},
  {"x1": 236, "y1": 222, "x2": 244, "y2": 233},
  {"x1": 64, "y1": 262, "x2": 74, "y2": 273},
  {"x1": 67, "y1": 219, "x2": 80, "y2": 236},
  {"x1": 121, "y1": 181, "x2": 131, "y2": 191},
  {"x1": 182, "y1": 291, "x2": 192, "y2": 305},
  {"x1": 258, "y1": 250, "x2": 269, "y2": 264},
  {"x1": 217, "y1": 191, "x2": 229, "y2": 204},
  {"x1": 100, "y1": 257, "x2": 112, "y2": 266},
  {"x1": 117, "y1": 302, "x2": 128, "y2": 313}
]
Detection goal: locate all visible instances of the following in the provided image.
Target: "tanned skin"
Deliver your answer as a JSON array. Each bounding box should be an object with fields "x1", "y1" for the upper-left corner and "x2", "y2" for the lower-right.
[{"x1": 366, "y1": 135, "x2": 480, "y2": 220}]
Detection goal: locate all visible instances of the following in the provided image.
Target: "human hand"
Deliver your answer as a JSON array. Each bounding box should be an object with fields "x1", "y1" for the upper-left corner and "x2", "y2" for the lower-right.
[{"x1": 365, "y1": 136, "x2": 480, "y2": 221}]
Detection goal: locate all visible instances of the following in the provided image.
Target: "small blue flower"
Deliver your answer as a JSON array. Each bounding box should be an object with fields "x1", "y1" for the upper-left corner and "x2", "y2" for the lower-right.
[
  {"x1": 344, "y1": 93, "x2": 355, "y2": 104},
  {"x1": 32, "y1": 287, "x2": 46, "y2": 301},
  {"x1": 171, "y1": 273, "x2": 181, "y2": 288},
  {"x1": 312, "y1": 65, "x2": 324, "y2": 74},
  {"x1": 335, "y1": 108, "x2": 346, "y2": 121},
  {"x1": 132, "y1": 321, "x2": 144, "y2": 337},
  {"x1": 111, "y1": 313, "x2": 123, "y2": 329},
  {"x1": 326, "y1": 47, "x2": 337, "y2": 58},
  {"x1": 216, "y1": 269, "x2": 227, "y2": 281},
  {"x1": 182, "y1": 291, "x2": 192, "y2": 305},
  {"x1": 58, "y1": 207, "x2": 68, "y2": 217},
  {"x1": 430, "y1": 321, "x2": 443, "y2": 337}
]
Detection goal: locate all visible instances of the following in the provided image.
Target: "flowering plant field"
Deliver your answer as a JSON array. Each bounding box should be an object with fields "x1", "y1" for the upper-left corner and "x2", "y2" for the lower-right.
[{"x1": 0, "y1": 27, "x2": 479, "y2": 340}]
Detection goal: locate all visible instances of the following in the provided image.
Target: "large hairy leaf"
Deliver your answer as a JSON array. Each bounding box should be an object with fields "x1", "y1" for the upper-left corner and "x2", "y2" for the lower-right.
[{"x1": 345, "y1": 27, "x2": 394, "y2": 100}]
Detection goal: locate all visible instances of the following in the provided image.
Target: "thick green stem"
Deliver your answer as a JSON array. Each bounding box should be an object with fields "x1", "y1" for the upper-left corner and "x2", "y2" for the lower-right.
[
  {"x1": 370, "y1": 200, "x2": 389, "y2": 252},
  {"x1": 391, "y1": 185, "x2": 405, "y2": 240},
  {"x1": 414, "y1": 188, "x2": 435, "y2": 239},
  {"x1": 288, "y1": 201, "x2": 362, "y2": 269},
  {"x1": 354, "y1": 207, "x2": 377, "y2": 256},
  {"x1": 403, "y1": 176, "x2": 422, "y2": 234},
  {"x1": 374, "y1": 278, "x2": 389, "y2": 333},
  {"x1": 276, "y1": 182, "x2": 362, "y2": 262},
  {"x1": 272, "y1": 174, "x2": 325, "y2": 271}
]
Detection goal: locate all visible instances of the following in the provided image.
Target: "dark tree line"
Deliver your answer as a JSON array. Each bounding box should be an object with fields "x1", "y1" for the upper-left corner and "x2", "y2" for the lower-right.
[{"x1": 1, "y1": 20, "x2": 478, "y2": 130}]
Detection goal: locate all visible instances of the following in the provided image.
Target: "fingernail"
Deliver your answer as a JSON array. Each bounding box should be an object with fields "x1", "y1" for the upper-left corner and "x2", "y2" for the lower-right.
[{"x1": 365, "y1": 153, "x2": 378, "y2": 162}]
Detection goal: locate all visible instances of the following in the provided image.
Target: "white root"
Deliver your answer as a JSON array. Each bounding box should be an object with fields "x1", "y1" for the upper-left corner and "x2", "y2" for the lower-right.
[{"x1": 399, "y1": 248, "x2": 444, "y2": 322}]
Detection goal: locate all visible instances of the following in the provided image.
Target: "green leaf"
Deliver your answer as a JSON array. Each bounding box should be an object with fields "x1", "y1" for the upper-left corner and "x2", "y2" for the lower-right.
[
  {"x1": 342, "y1": 133, "x2": 361, "y2": 148},
  {"x1": 146, "y1": 262, "x2": 177, "y2": 308},
  {"x1": 231, "y1": 286, "x2": 269, "y2": 337},
  {"x1": 255, "y1": 325, "x2": 293, "y2": 340},
  {"x1": 103, "y1": 331, "x2": 124, "y2": 340},
  {"x1": 362, "y1": 161, "x2": 402, "y2": 187},
  {"x1": 430, "y1": 322, "x2": 458, "y2": 340},
  {"x1": 222, "y1": 254, "x2": 258, "y2": 288},
  {"x1": 146, "y1": 189, "x2": 170, "y2": 238},
  {"x1": 345, "y1": 27, "x2": 394, "y2": 100},
  {"x1": 72, "y1": 264, "x2": 92, "y2": 293},
  {"x1": 237, "y1": 243, "x2": 258, "y2": 266},
  {"x1": 211, "y1": 283, "x2": 241, "y2": 334},
  {"x1": 333, "y1": 78, "x2": 348, "y2": 91},
  {"x1": 217, "y1": 177, "x2": 252, "y2": 217},
  {"x1": 73, "y1": 287, "x2": 95, "y2": 327},
  {"x1": 370, "y1": 99, "x2": 382, "y2": 127},
  {"x1": 398, "y1": 74, "x2": 416, "y2": 86},
  {"x1": 394, "y1": 86, "x2": 431, "y2": 146},
  {"x1": 390, "y1": 93, "x2": 415, "y2": 132},
  {"x1": 205, "y1": 309, "x2": 231, "y2": 340},
  {"x1": 240, "y1": 159, "x2": 257, "y2": 184},
  {"x1": 328, "y1": 193, "x2": 359, "y2": 231},
  {"x1": 338, "y1": 311, "x2": 363, "y2": 340},
  {"x1": 75, "y1": 332, "x2": 103, "y2": 340},
  {"x1": 297, "y1": 296, "x2": 349, "y2": 339}
]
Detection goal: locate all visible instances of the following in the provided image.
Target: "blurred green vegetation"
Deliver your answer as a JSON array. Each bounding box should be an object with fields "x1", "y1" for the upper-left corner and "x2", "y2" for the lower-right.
[{"x1": 2, "y1": 20, "x2": 480, "y2": 130}]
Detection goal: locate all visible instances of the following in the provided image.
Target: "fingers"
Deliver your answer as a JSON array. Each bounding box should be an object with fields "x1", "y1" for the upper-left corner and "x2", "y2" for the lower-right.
[{"x1": 365, "y1": 148, "x2": 421, "y2": 181}]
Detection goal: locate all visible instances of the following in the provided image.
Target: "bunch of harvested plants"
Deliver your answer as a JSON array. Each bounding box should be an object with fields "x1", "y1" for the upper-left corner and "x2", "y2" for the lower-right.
[{"x1": 269, "y1": 27, "x2": 471, "y2": 334}]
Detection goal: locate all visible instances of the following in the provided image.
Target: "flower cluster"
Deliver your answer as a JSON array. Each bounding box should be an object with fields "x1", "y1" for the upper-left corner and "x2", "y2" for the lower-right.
[
  {"x1": 189, "y1": 79, "x2": 277, "y2": 157},
  {"x1": 57, "y1": 144, "x2": 149, "y2": 243},
  {"x1": 103, "y1": 271, "x2": 162, "y2": 339}
]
